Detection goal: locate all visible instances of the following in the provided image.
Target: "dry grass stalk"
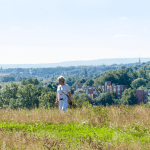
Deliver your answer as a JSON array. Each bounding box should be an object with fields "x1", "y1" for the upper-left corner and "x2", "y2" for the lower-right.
[
  {"x1": 0, "y1": 131, "x2": 149, "y2": 150},
  {"x1": 107, "y1": 105, "x2": 150, "y2": 128},
  {"x1": 0, "y1": 105, "x2": 150, "y2": 129}
]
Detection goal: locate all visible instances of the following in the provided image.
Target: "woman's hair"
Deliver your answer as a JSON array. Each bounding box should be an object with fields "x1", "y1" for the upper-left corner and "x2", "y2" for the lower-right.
[{"x1": 57, "y1": 76, "x2": 65, "y2": 83}]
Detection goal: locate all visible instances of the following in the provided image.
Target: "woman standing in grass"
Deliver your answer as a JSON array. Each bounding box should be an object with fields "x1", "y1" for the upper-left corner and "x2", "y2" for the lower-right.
[{"x1": 56, "y1": 76, "x2": 71, "y2": 113}]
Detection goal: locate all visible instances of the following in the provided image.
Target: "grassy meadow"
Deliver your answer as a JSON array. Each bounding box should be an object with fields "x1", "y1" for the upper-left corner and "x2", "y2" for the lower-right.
[{"x1": 0, "y1": 105, "x2": 150, "y2": 150}]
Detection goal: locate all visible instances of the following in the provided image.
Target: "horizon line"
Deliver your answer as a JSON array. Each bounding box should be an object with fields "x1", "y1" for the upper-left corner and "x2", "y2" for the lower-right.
[{"x1": 0, "y1": 57, "x2": 149, "y2": 65}]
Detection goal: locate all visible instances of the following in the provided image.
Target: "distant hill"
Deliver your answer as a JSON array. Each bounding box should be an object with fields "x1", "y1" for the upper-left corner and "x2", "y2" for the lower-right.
[{"x1": 0, "y1": 57, "x2": 150, "y2": 69}]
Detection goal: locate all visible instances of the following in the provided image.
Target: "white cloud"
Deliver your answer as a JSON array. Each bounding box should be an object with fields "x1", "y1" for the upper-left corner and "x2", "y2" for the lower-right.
[
  {"x1": 119, "y1": 17, "x2": 128, "y2": 20},
  {"x1": 114, "y1": 34, "x2": 136, "y2": 38},
  {"x1": 11, "y1": 27, "x2": 22, "y2": 30}
]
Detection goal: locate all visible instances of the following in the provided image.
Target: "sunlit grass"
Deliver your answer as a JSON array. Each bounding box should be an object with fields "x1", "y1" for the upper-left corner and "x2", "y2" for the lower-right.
[{"x1": 0, "y1": 105, "x2": 150, "y2": 149}]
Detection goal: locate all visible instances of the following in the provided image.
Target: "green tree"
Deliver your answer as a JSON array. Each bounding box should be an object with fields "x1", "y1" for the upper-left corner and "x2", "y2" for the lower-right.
[
  {"x1": 95, "y1": 88, "x2": 103, "y2": 94},
  {"x1": 128, "y1": 66, "x2": 133, "y2": 73},
  {"x1": 93, "y1": 91, "x2": 117, "y2": 106},
  {"x1": 1, "y1": 82, "x2": 18, "y2": 105},
  {"x1": 100, "y1": 91, "x2": 115, "y2": 106},
  {"x1": 94, "y1": 78, "x2": 100, "y2": 85},
  {"x1": 120, "y1": 66, "x2": 126, "y2": 70},
  {"x1": 9, "y1": 98, "x2": 22, "y2": 109},
  {"x1": 21, "y1": 77, "x2": 40, "y2": 86},
  {"x1": 146, "y1": 81, "x2": 150, "y2": 89},
  {"x1": 117, "y1": 69, "x2": 131, "y2": 88},
  {"x1": 27, "y1": 77, "x2": 34, "y2": 84},
  {"x1": 138, "y1": 68, "x2": 146, "y2": 79},
  {"x1": 47, "y1": 83, "x2": 53, "y2": 89},
  {"x1": 65, "y1": 77, "x2": 76, "y2": 86},
  {"x1": 72, "y1": 78, "x2": 86, "y2": 88},
  {"x1": 84, "y1": 69, "x2": 88, "y2": 78},
  {"x1": 21, "y1": 79, "x2": 26, "y2": 85},
  {"x1": 120, "y1": 88, "x2": 138, "y2": 105},
  {"x1": 1, "y1": 76, "x2": 15, "y2": 82},
  {"x1": 98, "y1": 70, "x2": 119, "y2": 85},
  {"x1": 79, "y1": 78, "x2": 86, "y2": 84},
  {"x1": 71, "y1": 93, "x2": 92, "y2": 108},
  {"x1": 39, "y1": 91, "x2": 56, "y2": 109},
  {"x1": 128, "y1": 70, "x2": 138, "y2": 82},
  {"x1": 17, "y1": 84, "x2": 39, "y2": 109},
  {"x1": 131, "y1": 78, "x2": 147, "y2": 89},
  {"x1": 133, "y1": 66, "x2": 138, "y2": 71},
  {"x1": 84, "y1": 79, "x2": 94, "y2": 86},
  {"x1": 34, "y1": 78, "x2": 40, "y2": 85},
  {"x1": 74, "y1": 89, "x2": 86, "y2": 94}
]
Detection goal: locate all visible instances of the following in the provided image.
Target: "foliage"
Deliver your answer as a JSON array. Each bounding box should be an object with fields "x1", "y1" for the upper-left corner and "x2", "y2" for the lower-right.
[
  {"x1": 21, "y1": 77, "x2": 40, "y2": 85},
  {"x1": 71, "y1": 93, "x2": 92, "y2": 108},
  {"x1": 83, "y1": 78, "x2": 94, "y2": 86},
  {"x1": 131, "y1": 78, "x2": 147, "y2": 90},
  {"x1": 1, "y1": 82, "x2": 18, "y2": 105},
  {"x1": 120, "y1": 88, "x2": 138, "y2": 105},
  {"x1": 17, "y1": 84, "x2": 40, "y2": 109},
  {"x1": 117, "y1": 69, "x2": 131, "y2": 88},
  {"x1": 128, "y1": 70, "x2": 138, "y2": 83},
  {"x1": 47, "y1": 82, "x2": 58, "y2": 92},
  {"x1": 93, "y1": 91, "x2": 118, "y2": 106},
  {"x1": 1, "y1": 76, "x2": 15, "y2": 82},
  {"x1": 9, "y1": 98, "x2": 22, "y2": 109},
  {"x1": 95, "y1": 88, "x2": 103, "y2": 94},
  {"x1": 39, "y1": 91, "x2": 56, "y2": 109},
  {"x1": 65, "y1": 77, "x2": 76, "y2": 86},
  {"x1": 97, "y1": 70, "x2": 119, "y2": 85},
  {"x1": 138, "y1": 68, "x2": 146, "y2": 79},
  {"x1": 71, "y1": 78, "x2": 87, "y2": 88},
  {"x1": 146, "y1": 81, "x2": 150, "y2": 89},
  {"x1": 74, "y1": 89, "x2": 86, "y2": 94}
]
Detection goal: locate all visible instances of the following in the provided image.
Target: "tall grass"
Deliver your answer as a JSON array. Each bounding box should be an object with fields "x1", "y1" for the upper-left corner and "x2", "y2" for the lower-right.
[
  {"x1": 0, "y1": 105, "x2": 150, "y2": 149},
  {"x1": 0, "y1": 105, "x2": 150, "y2": 128}
]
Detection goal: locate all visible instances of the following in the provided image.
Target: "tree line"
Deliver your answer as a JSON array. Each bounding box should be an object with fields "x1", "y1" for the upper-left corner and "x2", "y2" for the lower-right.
[{"x1": 0, "y1": 61, "x2": 150, "y2": 109}]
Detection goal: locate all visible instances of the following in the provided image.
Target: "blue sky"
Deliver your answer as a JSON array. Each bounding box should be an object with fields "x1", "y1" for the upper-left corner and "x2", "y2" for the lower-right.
[{"x1": 0, "y1": 0, "x2": 150, "y2": 64}]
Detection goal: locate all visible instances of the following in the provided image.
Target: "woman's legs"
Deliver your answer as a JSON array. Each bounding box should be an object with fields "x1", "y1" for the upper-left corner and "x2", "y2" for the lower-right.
[
  {"x1": 62, "y1": 97, "x2": 68, "y2": 112},
  {"x1": 59, "y1": 97, "x2": 68, "y2": 113},
  {"x1": 59, "y1": 100, "x2": 64, "y2": 112}
]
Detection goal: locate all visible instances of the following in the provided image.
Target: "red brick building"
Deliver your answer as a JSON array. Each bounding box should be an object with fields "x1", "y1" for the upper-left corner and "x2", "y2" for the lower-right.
[
  {"x1": 86, "y1": 88, "x2": 93, "y2": 94},
  {"x1": 111, "y1": 84, "x2": 128, "y2": 99},
  {"x1": 136, "y1": 90, "x2": 148, "y2": 104},
  {"x1": 75, "y1": 81, "x2": 128, "y2": 99},
  {"x1": 98, "y1": 81, "x2": 128, "y2": 99},
  {"x1": 91, "y1": 85, "x2": 98, "y2": 90}
]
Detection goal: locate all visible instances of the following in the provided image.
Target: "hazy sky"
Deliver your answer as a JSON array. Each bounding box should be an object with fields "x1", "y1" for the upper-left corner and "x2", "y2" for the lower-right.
[{"x1": 0, "y1": 0, "x2": 150, "y2": 64}]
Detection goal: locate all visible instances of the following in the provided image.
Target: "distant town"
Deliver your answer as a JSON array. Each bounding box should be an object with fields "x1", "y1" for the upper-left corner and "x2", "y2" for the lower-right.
[{"x1": 74, "y1": 81, "x2": 150, "y2": 105}]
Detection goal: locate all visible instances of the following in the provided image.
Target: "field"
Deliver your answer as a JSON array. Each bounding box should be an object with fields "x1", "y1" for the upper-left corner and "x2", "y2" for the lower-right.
[{"x1": 0, "y1": 105, "x2": 150, "y2": 150}]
